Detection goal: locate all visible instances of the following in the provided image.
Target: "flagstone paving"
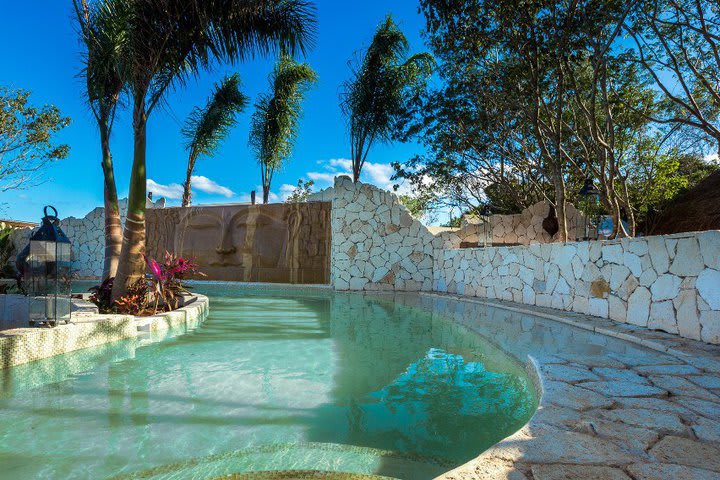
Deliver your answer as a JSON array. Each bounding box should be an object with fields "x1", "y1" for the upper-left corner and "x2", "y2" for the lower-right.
[{"x1": 422, "y1": 294, "x2": 720, "y2": 480}]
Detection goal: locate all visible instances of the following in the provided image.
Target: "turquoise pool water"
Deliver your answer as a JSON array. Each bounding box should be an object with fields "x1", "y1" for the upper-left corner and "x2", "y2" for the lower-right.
[{"x1": 0, "y1": 285, "x2": 538, "y2": 479}]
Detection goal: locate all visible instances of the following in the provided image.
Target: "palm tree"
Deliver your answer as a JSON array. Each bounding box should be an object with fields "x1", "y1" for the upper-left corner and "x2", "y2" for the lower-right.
[
  {"x1": 111, "y1": 0, "x2": 316, "y2": 300},
  {"x1": 181, "y1": 74, "x2": 247, "y2": 207},
  {"x1": 249, "y1": 55, "x2": 317, "y2": 203},
  {"x1": 340, "y1": 15, "x2": 434, "y2": 182},
  {"x1": 73, "y1": 0, "x2": 125, "y2": 280}
]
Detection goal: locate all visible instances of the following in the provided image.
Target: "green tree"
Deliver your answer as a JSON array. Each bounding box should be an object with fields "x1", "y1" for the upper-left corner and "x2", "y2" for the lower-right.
[
  {"x1": 398, "y1": 0, "x2": 665, "y2": 239},
  {"x1": 626, "y1": 0, "x2": 720, "y2": 156},
  {"x1": 250, "y1": 55, "x2": 317, "y2": 204},
  {"x1": 340, "y1": 15, "x2": 434, "y2": 183},
  {"x1": 74, "y1": 0, "x2": 125, "y2": 280},
  {"x1": 181, "y1": 74, "x2": 247, "y2": 207},
  {"x1": 626, "y1": 137, "x2": 719, "y2": 230},
  {"x1": 0, "y1": 87, "x2": 70, "y2": 192},
  {"x1": 285, "y1": 179, "x2": 314, "y2": 203},
  {"x1": 110, "y1": 0, "x2": 316, "y2": 299}
]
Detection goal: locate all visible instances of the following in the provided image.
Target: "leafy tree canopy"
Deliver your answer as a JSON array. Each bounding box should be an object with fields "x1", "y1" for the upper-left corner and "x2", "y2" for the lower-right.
[{"x1": 0, "y1": 87, "x2": 71, "y2": 192}]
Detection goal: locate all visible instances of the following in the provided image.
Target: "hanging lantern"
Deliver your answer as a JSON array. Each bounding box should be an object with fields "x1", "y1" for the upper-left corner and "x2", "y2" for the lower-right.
[
  {"x1": 576, "y1": 178, "x2": 601, "y2": 241},
  {"x1": 27, "y1": 206, "x2": 73, "y2": 327},
  {"x1": 479, "y1": 204, "x2": 492, "y2": 247}
]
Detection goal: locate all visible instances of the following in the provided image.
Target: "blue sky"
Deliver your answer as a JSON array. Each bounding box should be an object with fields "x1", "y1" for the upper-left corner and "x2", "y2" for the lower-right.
[{"x1": 0, "y1": 0, "x2": 428, "y2": 222}]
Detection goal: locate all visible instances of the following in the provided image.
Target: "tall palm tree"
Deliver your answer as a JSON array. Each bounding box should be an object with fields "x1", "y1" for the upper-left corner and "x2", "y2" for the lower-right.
[
  {"x1": 110, "y1": 0, "x2": 316, "y2": 299},
  {"x1": 340, "y1": 15, "x2": 434, "y2": 182},
  {"x1": 181, "y1": 74, "x2": 247, "y2": 207},
  {"x1": 249, "y1": 55, "x2": 317, "y2": 203},
  {"x1": 73, "y1": 0, "x2": 125, "y2": 280}
]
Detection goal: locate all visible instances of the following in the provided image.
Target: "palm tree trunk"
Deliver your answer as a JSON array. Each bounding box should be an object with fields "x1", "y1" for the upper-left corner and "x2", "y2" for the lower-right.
[
  {"x1": 112, "y1": 98, "x2": 148, "y2": 300},
  {"x1": 263, "y1": 185, "x2": 270, "y2": 204},
  {"x1": 182, "y1": 154, "x2": 196, "y2": 207},
  {"x1": 100, "y1": 126, "x2": 122, "y2": 280}
]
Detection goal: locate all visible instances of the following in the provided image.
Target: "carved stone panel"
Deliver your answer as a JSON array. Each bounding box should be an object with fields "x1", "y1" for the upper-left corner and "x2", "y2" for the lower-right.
[{"x1": 146, "y1": 202, "x2": 331, "y2": 284}]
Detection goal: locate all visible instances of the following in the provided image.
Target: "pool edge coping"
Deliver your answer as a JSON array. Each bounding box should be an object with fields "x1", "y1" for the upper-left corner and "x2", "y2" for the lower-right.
[
  {"x1": 0, "y1": 294, "x2": 210, "y2": 369},
  {"x1": 418, "y1": 292, "x2": 720, "y2": 480}
]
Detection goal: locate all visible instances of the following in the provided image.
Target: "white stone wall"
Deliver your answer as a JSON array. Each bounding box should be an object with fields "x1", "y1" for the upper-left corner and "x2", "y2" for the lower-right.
[
  {"x1": 10, "y1": 200, "x2": 128, "y2": 279},
  {"x1": 330, "y1": 176, "x2": 435, "y2": 291},
  {"x1": 328, "y1": 179, "x2": 720, "y2": 344},
  {"x1": 433, "y1": 232, "x2": 720, "y2": 344},
  {"x1": 439, "y1": 201, "x2": 589, "y2": 249},
  {"x1": 490, "y1": 200, "x2": 587, "y2": 245}
]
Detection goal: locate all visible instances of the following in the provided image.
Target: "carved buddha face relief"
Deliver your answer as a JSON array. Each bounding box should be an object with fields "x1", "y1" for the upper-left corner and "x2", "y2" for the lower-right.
[{"x1": 176, "y1": 206, "x2": 288, "y2": 271}]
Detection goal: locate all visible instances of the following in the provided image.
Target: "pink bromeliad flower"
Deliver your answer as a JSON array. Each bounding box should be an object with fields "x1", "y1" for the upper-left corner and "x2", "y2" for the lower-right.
[{"x1": 145, "y1": 255, "x2": 163, "y2": 279}]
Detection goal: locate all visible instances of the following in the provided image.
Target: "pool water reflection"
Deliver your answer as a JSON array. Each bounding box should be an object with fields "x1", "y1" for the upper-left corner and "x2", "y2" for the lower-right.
[{"x1": 0, "y1": 286, "x2": 538, "y2": 479}]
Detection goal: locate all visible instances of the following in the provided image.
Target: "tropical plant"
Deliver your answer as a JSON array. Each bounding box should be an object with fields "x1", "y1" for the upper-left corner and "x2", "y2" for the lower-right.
[
  {"x1": 250, "y1": 55, "x2": 317, "y2": 203},
  {"x1": 109, "y1": 0, "x2": 316, "y2": 300},
  {"x1": 285, "y1": 178, "x2": 314, "y2": 203},
  {"x1": 113, "y1": 280, "x2": 151, "y2": 315},
  {"x1": 0, "y1": 87, "x2": 70, "y2": 192},
  {"x1": 91, "y1": 252, "x2": 202, "y2": 314},
  {"x1": 73, "y1": 0, "x2": 126, "y2": 281},
  {"x1": 181, "y1": 74, "x2": 247, "y2": 207},
  {"x1": 340, "y1": 15, "x2": 434, "y2": 183},
  {"x1": 88, "y1": 277, "x2": 115, "y2": 313},
  {"x1": 145, "y1": 252, "x2": 203, "y2": 313}
]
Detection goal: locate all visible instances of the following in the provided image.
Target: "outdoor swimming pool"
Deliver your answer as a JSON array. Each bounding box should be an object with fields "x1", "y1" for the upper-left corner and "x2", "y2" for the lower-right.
[{"x1": 0, "y1": 285, "x2": 540, "y2": 479}]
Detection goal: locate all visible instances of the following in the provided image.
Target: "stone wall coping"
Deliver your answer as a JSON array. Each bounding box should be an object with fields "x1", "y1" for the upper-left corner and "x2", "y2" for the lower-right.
[
  {"x1": 420, "y1": 292, "x2": 720, "y2": 369},
  {"x1": 445, "y1": 228, "x2": 720, "y2": 253}
]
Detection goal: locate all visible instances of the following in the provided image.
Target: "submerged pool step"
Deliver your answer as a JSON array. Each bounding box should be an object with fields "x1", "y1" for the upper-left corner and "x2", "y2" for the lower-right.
[
  {"x1": 215, "y1": 471, "x2": 396, "y2": 479},
  {"x1": 111, "y1": 443, "x2": 454, "y2": 480}
]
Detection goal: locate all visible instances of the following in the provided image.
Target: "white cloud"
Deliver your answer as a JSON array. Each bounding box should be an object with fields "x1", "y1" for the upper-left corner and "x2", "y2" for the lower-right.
[
  {"x1": 328, "y1": 158, "x2": 353, "y2": 171},
  {"x1": 190, "y1": 175, "x2": 235, "y2": 198},
  {"x1": 147, "y1": 177, "x2": 235, "y2": 201},
  {"x1": 305, "y1": 157, "x2": 410, "y2": 194},
  {"x1": 363, "y1": 162, "x2": 395, "y2": 189},
  {"x1": 279, "y1": 183, "x2": 297, "y2": 201},
  {"x1": 147, "y1": 179, "x2": 183, "y2": 200},
  {"x1": 306, "y1": 171, "x2": 338, "y2": 184},
  {"x1": 705, "y1": 153, "x2": 719, "y2": 164}
]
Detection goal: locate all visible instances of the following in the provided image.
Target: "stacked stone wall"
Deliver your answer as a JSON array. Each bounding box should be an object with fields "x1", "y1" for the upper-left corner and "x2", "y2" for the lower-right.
[
  {"x1": 330, "y1": 176, "x2": 435, "y2": 291},
  {"x1": 433, "y1": 232, "x2": 720, "y2": 344},
  {"x1": 439, "y1": 200, "x2": 589, "y2": 249},
  {"x1": 329, "y1": 178, "x2": 720, "y2": 345}
]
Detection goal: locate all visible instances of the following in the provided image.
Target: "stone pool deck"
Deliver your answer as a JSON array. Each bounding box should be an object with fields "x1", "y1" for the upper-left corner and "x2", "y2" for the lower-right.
[
  {"x1": 0, "y1": 294, "x2": 208, "y2": 369},
  {"x1": 431, "y1": 294, "x2": 720, "y2": 480}
]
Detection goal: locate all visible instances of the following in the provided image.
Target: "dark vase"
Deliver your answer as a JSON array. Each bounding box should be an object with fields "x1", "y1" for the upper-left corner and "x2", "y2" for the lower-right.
[{"x1": 542, "y1": 205, "x2": 559, "y2": 237}]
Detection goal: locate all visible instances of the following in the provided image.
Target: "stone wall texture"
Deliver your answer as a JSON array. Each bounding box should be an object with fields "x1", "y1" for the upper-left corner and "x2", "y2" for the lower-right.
[
  {"x1": 5, "y1": 177, "x2": 718, "y2": 345},
  {"x1": 330, "y1": 176, "x2": 435, "y2": 291},
  {"x1": 433, "y1": 232, "x2": 720, "y2": 344},
  {"x1": 439, "y1": 200, "x2": 588, "y2": 250},
  {"x1": 331, "y1": 177, "x2": 720, "y2": 345}
]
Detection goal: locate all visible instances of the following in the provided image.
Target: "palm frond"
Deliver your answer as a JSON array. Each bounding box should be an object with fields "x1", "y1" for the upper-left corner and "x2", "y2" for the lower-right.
[
  {"x1": 182, "y1": 73, "x2": 247, "y2": 161},
  {"x1": 249, "y1": 54, "x2": 318, "y2": 187},
  {"x1": 74, "y1": 0, "x2": 127, "y2": 125},
  {"x1": 339, "y1": 15, "x2": 435, "y2": 179},
  {"x1": 112, "y1": 0, "x2": 317, "y2": 115}
]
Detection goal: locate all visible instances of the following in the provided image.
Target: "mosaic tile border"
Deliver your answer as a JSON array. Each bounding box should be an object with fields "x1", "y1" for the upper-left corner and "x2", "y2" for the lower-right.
[{"x1": 0, "y1": 294, "x2": 209, "y2": 369}]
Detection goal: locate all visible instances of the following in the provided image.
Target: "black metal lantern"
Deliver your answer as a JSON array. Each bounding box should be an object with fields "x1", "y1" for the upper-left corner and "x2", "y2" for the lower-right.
[
  {"x1": 27, "y1": 206, "x2": 72, "y2": 327},
  {"x1": 576, "y1": 178, "x2": 601, "y2": 241},
  {"x1": 479, "y1": 204, "x2": 492, "y2": 247}
]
